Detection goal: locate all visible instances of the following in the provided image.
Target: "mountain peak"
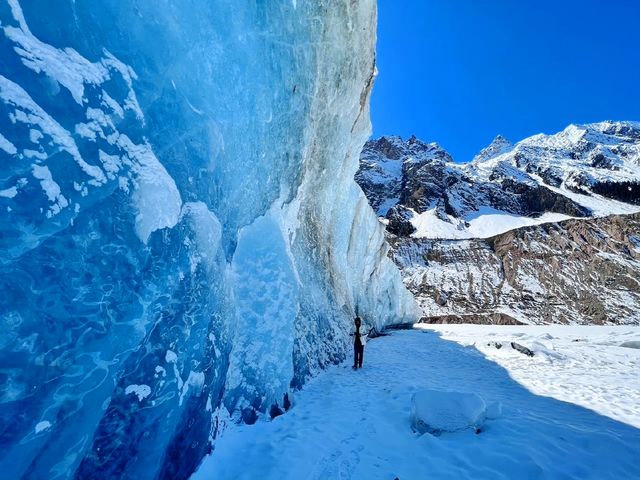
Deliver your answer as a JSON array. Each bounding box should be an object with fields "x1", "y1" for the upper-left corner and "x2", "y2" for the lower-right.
[
  {"x1": 358, "y1": 120, "x2": 640, "y2": 239},
  {"x1": 472, "y1": 135, "x2": 513, "y2": 163},
  {"x1": 492, "y1": 134, "x2": 510, "y2": 144}
]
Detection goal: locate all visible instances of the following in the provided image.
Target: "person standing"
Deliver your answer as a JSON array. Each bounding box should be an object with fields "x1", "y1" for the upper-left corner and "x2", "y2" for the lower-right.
[{"x1": 352, "y1": 316, "x2": 373, "y2": 369}]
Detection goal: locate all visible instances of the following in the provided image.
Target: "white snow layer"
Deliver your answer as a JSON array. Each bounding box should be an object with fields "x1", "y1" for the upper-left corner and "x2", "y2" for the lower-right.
[
  {"x1": 410, "y1": 205, "x2": 573, "y2": 239},
  {"x1": 193, "y1": 326, "x2": 640, "y2": 479},
  {"x1": 422, "y1": 324, "x2": 640, "y2": 428}
]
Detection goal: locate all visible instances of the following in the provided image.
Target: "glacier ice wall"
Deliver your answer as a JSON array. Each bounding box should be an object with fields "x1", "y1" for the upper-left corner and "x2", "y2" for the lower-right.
[{"x1": 0, "y1": 1, "x2": 419, "y2": 478}]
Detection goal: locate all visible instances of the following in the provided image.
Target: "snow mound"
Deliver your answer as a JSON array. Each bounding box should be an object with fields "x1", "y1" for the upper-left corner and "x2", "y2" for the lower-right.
[{"x1": 410, "y1": 390, "x2": 487, "y2": 435}]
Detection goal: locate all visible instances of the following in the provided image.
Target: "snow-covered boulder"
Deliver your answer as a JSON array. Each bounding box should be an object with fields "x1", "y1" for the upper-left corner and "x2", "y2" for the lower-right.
[{"x1": 410, "y1": 390, "x2": 487, "y2": 435}]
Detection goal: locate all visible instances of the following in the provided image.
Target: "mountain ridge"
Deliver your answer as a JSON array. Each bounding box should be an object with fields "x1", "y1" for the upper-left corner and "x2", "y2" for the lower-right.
[
  {"x1": 357, "y1": 121, "x2": 640, "y2": 324},
  {"x1": 357, "y1": 120, "x2": 640, "y2": 241}
]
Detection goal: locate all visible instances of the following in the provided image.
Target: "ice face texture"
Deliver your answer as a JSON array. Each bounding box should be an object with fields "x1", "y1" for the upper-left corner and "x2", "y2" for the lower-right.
[{"x1": 0, "y1": 1, "x2": 419, "y2": 478}]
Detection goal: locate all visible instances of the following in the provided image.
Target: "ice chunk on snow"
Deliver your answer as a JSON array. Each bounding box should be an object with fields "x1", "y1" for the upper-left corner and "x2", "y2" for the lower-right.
[
  {"x1": 224, "y1": 212, "x2": 298, "y2": 417},
  {"x1": 411, "y1": 390, "x2": 486, "y2": 434}
]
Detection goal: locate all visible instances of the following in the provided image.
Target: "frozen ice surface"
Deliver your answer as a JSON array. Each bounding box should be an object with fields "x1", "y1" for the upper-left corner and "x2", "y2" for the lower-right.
[
  {"x1": 0, "y1": 1, "x2": 418, "y2": 478},
  {"x1": 410, "y1": 390, "x2": 486, "y2": 434}
]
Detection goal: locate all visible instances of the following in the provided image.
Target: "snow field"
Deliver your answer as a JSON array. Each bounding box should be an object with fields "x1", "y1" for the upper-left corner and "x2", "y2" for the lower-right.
[
  {"x1": 422, "y1": 324, "x2": 640, "y2": 428},
  {"x1": 194, "y1": 327, "x2": 640, "y2": 479},
  {"x1": 409, "y1": 205, "x2": 573, "y2": 240}
]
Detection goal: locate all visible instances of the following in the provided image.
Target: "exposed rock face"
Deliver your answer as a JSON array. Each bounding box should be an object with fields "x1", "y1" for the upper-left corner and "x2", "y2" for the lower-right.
[
  {"x1": 419, "y1": 313, "x2": 523, "y2": 325},
  {"x1": 357, "y1": 122, "x2": 640, "y2": 325},
  {"x1": 357, "y1": 121, "x2": 640, "y2": 240},
  {"x1": 388, "y1": 213, "x2": 640, "y2": 325}
]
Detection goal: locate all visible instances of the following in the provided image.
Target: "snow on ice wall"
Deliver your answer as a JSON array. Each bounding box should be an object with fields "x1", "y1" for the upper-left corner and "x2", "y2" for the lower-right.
[{"x1": 0, "y1": 1, "x2": 419, "y2": 478}]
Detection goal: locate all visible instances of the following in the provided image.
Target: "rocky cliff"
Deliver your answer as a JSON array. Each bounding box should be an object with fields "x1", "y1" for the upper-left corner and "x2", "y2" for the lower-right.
[
  {"x1": 357, "y1": 122, "x2": 640, "y2": 324},
  {"x1": 389, "y1": 213, "x2": 640, "y2": 324}
]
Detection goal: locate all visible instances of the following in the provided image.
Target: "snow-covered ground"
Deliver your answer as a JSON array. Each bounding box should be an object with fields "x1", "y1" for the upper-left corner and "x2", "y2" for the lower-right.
[
  {"x1": 420, "y1": 325, "x2": 640, "y2": 428},
  {"x1": 193, "y1": 326, "x2": 640, "y2": 480}
]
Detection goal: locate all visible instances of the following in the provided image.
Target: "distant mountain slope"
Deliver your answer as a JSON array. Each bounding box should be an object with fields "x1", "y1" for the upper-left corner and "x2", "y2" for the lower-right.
[
  {"x1": 357, "y1": 121, "x2": 640, "y2": 240},
  {"x1": 389, "y1": 213, "x2": 640, "y2": 325},
  {"x1": 357, "y1": 121, "x2": 640, "y2": 325}
]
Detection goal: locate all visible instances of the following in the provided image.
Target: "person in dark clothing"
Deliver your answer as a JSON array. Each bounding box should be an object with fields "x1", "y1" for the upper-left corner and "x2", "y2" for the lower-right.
[{"x1": 351, "y1": 316, "x2": 373, "y2": 369}]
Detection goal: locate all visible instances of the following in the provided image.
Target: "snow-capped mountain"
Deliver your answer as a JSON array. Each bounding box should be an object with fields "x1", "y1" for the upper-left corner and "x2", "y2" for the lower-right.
[
  {"x1": 357, "y1": 122, "x2": 640, "y2": 324},
  {"x1": 357, "y1": 121, "x2": 640, "y2": 240}
]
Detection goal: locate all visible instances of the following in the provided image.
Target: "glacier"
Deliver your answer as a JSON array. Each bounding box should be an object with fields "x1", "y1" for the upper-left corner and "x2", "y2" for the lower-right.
[{"x1": 0, "y1": 1, "x2": 419, "y2": 478}]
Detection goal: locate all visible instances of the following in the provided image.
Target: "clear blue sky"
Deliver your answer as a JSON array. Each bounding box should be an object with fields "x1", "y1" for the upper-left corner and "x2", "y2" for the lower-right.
[{"x1": 371, "y1": 0, "x2": 640, "y2": 162}]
